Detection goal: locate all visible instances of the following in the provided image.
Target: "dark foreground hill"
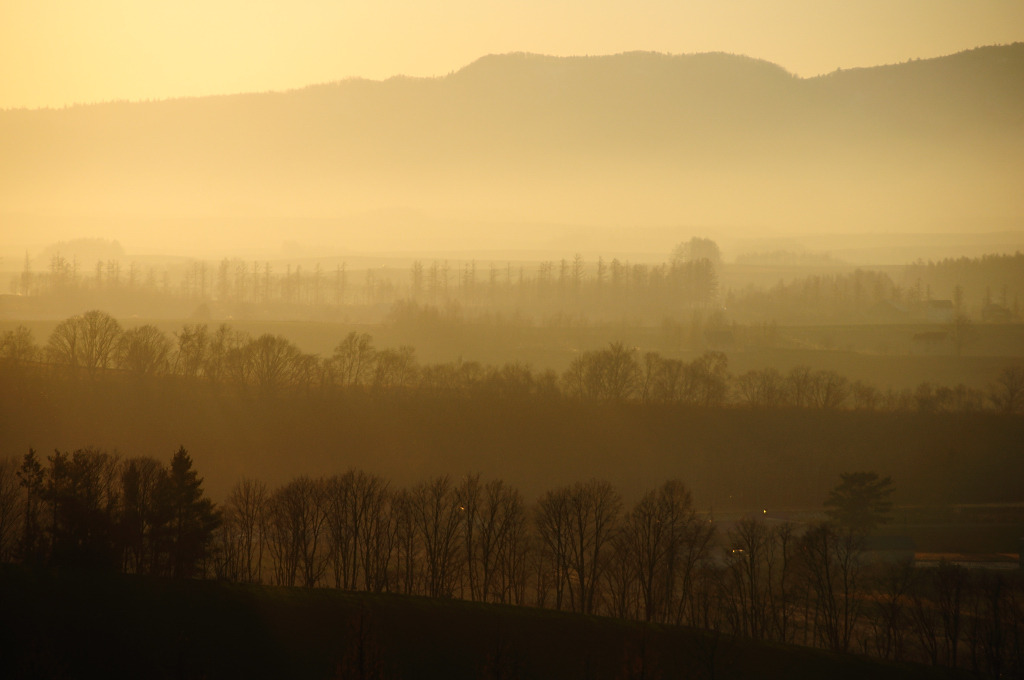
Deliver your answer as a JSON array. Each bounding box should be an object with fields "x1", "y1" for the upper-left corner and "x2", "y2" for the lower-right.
[{"x1": 0, "y1": 566, "x2": 953, "y2": 680}]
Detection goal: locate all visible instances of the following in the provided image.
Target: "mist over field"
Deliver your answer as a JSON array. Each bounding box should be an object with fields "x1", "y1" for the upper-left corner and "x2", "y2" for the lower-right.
[{"x1": 2, "y1": 46, "x2": 1023, "y2": 258}]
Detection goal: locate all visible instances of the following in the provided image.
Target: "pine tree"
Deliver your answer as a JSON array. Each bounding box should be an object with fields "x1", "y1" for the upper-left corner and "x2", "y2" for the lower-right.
[
  {"x1": 824, "y1": 472, "x2": 894, "y2": 535},
  {"x1": 17, "y1": 449, "x2": 45, "y2": 564},
  {"x1": 162, "y1": 447, "x2": 221, "y2": 578}
]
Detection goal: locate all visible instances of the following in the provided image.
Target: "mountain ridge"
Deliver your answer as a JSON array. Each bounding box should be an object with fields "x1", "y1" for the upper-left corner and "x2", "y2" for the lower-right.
[{"x1": 1, "y1": 45, "x2": 1021, "y2": 253}]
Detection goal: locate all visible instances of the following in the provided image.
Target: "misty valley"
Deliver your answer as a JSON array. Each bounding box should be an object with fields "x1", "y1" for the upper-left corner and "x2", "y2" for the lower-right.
[
  {"x1": 2, "y1": 44, "x2": 1024, "y2": 680},
  {"x1": 2, "y1": 237, "x2": 1023, "y2": 678}
]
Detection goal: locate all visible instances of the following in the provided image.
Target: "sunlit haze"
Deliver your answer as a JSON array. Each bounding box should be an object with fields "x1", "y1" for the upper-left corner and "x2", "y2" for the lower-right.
[
  {"x1": 3, "y1": 0, "x2": 1023, "y2": 109},
  {"x1": 2, "y1": 2, "x2": 1024, "y2": 675}
]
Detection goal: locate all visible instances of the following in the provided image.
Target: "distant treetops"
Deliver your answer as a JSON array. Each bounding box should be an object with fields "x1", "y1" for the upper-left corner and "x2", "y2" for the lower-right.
[{"x1": 2, "y1": 309, "x2": 1024, "y2": 413}]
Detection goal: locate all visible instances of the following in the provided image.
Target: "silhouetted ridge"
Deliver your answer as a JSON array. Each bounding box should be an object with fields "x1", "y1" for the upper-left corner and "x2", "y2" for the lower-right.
[
  {"x1": 807, "y1": 43, "x2": 1024, "y2": 130},
  {"x1": 449, "y1": 51, "x2": 796, "y2": 100},
  {"x1": 1, "y1": 45, "x2": 1022, "y2": 240}
]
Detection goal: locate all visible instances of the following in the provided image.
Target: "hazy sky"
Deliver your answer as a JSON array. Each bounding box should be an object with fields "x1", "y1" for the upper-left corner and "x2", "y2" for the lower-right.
[{"x1": 3, "y1": 0, "x2": 1022, "y2": 109}]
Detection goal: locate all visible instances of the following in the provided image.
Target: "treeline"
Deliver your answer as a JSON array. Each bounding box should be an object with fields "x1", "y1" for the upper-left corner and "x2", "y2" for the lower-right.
[
  {"x1": 903, "y1": 253, "x2": 1024, "y2": 312},
  {"x1": 13, "y1": 245, "x2": 720, "y2": 323},
  {"x1": 0, "y1": 447, "x2": 218, "y2": 577},
  {"x1": 13, "y1": 243, "x2": 1022, "y2": 325},
  {"x1": 729, "y1": 253, "x2": 1024, "y2": 323},
  {"x1": 1, "y1": 450, "x2": 1021, "y2": 677},
  {"x1": 3, "y1": 310, "x2": 1023, "y2": 414}
]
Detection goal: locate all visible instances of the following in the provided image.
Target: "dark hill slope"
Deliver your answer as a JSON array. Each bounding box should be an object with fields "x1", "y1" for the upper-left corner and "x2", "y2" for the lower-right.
[{"x1": 0, "y1": 566, "x2": 954, "y2": 680}]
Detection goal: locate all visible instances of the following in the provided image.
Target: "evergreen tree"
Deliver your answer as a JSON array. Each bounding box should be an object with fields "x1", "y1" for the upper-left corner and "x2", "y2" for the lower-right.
[
  {"x1": 824, "y1": 472, "x2": 894, "y2": 535},
  {"x1": 161, "y1": 447, "x2": 221, "y2": 578},
  {"x1": 17, "y1": 449, "x2": 45, "y2": 564}
]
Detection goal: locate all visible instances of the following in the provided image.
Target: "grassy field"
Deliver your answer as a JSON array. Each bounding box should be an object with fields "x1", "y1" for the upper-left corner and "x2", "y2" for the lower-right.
[{"x1": 0, "y1": 566, "x2": 961, "y2": 680}]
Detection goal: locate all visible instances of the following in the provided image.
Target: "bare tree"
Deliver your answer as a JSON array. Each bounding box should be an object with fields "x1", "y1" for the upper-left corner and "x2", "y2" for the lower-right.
[
  {"x1": 333, "y1": 331, "x2": 376, "y2": 389},
  {"x1": 0, "y1": 325, "x2": 38, "y2": 370},
  {"x1": 225, "y1": 478, "x2": 268, "y2": 583},
  {"x1": 864, "y1": 559, "x2": 915, "y2": 662},
  {"x1": 989, "y1": 366, "x2": 1024, "y2": 414},
  {"x1": 173, "y1": 323, "x2": 209, "y2": 379},
  {"x1": 936, "y1": 561, "x2": 968, "y2": 668},
  {"x1": 561, "y1": 342, "x2": 640, "y2": 402},
  {"x1": 850, "y1": 380, "x2": 881, "y2": 411},
  {"x1": 457, "y1": 473, "x2": 483, "y2": 600},
  {"x1": 722, "y1": 516, "x2": 801, "y2": 642},
  {"x1": 47, "y1": 310, "x2": 122, "y2": 379},
  {"x1": 594, "y1": 342, "x2": 642, "y2": 403},
  {"x1": 535, "y1": 486, "x2": 572, "y2": 610},
  {"x1": 409, "y1": 475, "x2": 463, "y2": 598},
  {"x1": 647, "y1": 356, "x2": 689, "y2": 404},
  {"x1": 686, "y1": 352, "x2": 730, "y2": 408},
  {"x1": 78, "y1": 310, "x2": 123, "y2": 378},
  {"x1": 798, "y1": 523, "x2": 864, "y2": 652},
  {"x1": 562, "y1": 480, "x2": 622, "y2": 614},
  {"x1": 118, "y1": 325, "x2": 172, "y2": 377},
  {"x1": 391, "y1": 488, "x2": 419, "y2": 595},
  {"x1": 359, "y1": 480, "x2": 396, "y2": 593},
  {"x1": 209, "y1": 324, "x2": 252, "y2": 388},
  {"x1": 451, "y1": 475, "x2": 529, "y2": 604},
  {"x1": 604, "y1": 533, "x2": 641, "y2": 620},
  {"x1": 372, "y1": 346, "x2": 418, "y2": 392},
  {"x1": 480, "y1": 478, "x2": 528, "y2": 604},
  {"x1": 248, "y1": 334, "x2": 302, "y2": 396},
  {"x1": 266, "y1": 476, "x2": 329, "y2": 587},
  {"x1": 620, "y1": 480, "x2": 704, "y2": 623},
  {"x1": 786, "y1": 366, "x2": 815, "y2": 408},
  {"x1": 325, "y1": 469, "x2": 390, "y2": 591},
  {"x1": 735, "y1": 368, "x2": 789, "y2": 408},
  {"x1": 807, "y1": 370, "x2": 850, "y2": 410}
]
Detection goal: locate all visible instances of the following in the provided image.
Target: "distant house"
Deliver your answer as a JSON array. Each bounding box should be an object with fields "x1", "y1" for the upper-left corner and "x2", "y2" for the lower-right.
[
  {"x1": 926, "y1": 299, "x2": 955, "y2": 323},
  {"x1": 911, "y1": 330, "x2": 949, "y2": 354}
]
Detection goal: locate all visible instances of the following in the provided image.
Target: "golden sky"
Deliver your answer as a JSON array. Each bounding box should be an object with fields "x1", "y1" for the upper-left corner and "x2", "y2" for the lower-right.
[{"x1": 2, "y1": 0, "x2": 1022, "y2": 109}]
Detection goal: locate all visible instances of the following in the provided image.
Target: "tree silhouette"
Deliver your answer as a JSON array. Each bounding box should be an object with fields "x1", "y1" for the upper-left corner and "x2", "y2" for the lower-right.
[
  {"x1": 162, "y1": 447, "x2": 221, "y2": 578},
  {"x1": 46, "y1": 310, "x2": 122, "y2": 379},
  {"x1": 824, "y1": 472, "x2": 894, "y2": 535},
  {"x1": 16, "y1": 449, "x2": 45, "y2": 564},
  {"x1": 117, "y1": 325, "x2": 172, "y2": 377}
]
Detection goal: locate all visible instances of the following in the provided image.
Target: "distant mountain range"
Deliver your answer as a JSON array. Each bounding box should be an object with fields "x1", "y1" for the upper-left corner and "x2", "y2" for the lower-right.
[{"x1": 2, "y1": 45, "x2": 1022, "y2": 255}]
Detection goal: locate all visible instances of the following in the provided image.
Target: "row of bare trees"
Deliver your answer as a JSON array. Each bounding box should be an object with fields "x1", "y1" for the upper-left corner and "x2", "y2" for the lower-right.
[
  {"x1": 20, "y1": 245, "x2": 1023, "y2": 331},
  {"x1": 2, "y1": 452, "x2": 1021, "y2": 675},
  {"x1": 206, "y1": 469, "x2": 1024, "y2": 675},
  {"x1": 3, "y1": 313, "x2": 1024, "y2": 412},
  {"x1": 216, "y1": 473, "x2": 531, "y2": 605},
  {"x1": 17, "y1": 241, "x2": 722, "y2": 321},
  {"x1": 214, "y1": 474, "x2": 724, "y2": 623}
]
